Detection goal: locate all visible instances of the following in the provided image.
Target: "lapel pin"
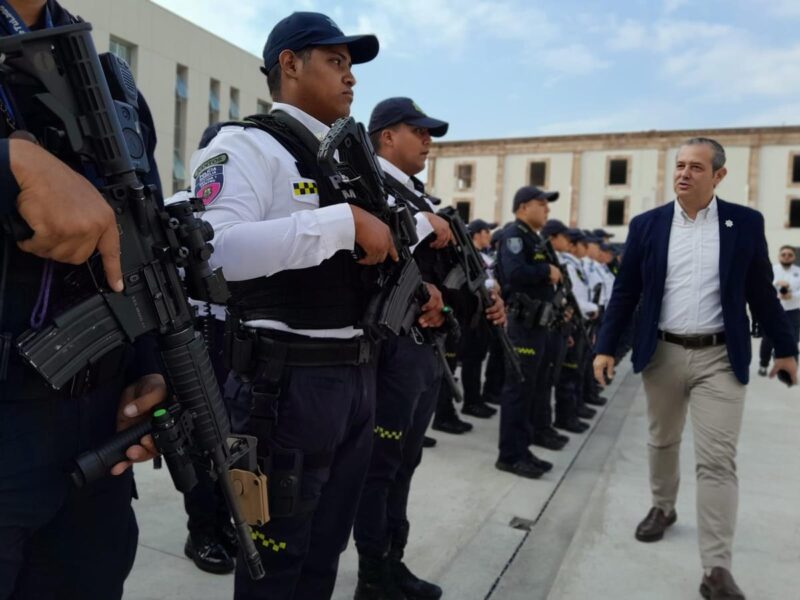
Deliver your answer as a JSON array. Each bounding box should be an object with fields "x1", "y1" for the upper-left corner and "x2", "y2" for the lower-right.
[{"x1": 725, "y1": 219, "x2": 733, "y2": 228}]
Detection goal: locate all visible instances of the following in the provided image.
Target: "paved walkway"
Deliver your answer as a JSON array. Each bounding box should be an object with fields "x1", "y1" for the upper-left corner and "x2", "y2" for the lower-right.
[{"x1": 124, "y1": 345, "x2": 800, "y2": 599}]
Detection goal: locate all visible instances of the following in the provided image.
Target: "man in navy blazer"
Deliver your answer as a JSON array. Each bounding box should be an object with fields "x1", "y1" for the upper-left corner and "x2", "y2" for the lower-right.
[{"x1": 594, "y1": 137, "x2": 797, "y2": 600}]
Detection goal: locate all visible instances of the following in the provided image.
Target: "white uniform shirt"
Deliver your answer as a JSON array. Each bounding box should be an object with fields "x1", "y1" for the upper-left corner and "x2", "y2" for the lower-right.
[
  {"x1": 583, "y1": 257, "x2": 605, "y2": 307},
  {"x1": 598, "y1": 263, "x2": 616, "y2": 307},
  {"x1": 192, "y1": 102, "x2": 359, "y2": 338},
  {"x1": 377, "y1": 156, "x2": 435, "y2": 248},
  {"x1": 659, "y1": 197, "x2": 724, "y2": 335},
  {"x1": 562, "y1": 253, "x2": 598, "y2": 318},
  {"x1": 773, "y1": 262, "x2": 800, "y2": 312}
]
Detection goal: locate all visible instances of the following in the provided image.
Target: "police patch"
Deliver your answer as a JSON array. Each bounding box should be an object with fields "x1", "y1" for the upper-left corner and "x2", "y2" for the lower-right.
[
  {"x1": 291, "y1": 178, "x2": 319, "y2": 206},
  {"x1": 193, "y1": 153, "x2": 228, "y2": 179},
  {"x1": 195, "y1": 165, "x2": 224, "y2": 206},
  {"x1": 507, "y1": 237, "x2": 523, "y2": 254}
]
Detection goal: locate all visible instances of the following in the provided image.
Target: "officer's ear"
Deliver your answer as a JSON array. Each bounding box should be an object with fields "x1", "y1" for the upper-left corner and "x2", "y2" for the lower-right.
[
  {"x1": 380, "y1": 128, "x2": 394, "y2": 149},
  {"x1": 278, "y1": 49, "x2": 303, "y2": 82}
]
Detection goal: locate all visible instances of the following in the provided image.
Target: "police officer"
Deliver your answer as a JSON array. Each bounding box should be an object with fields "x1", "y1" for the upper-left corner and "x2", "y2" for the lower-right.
[
  {"x1": 494, "y1": 186, "x2": 562, "y2": 478},
  {"x1": 0, "y1": 1, "x2": 166, "y2": 598},
  {"x1": 581, "y1": 234, "x2": 608, "y2": 408},
  {"x1": 193, "y1": 12, "x2": 395, "y2": 600},
  {"x1": 457, "y1": 219, "x2": 499, "y2": 419},
  {"x1": 353, "y1": 96, "x2": 454, "y2": 600}
]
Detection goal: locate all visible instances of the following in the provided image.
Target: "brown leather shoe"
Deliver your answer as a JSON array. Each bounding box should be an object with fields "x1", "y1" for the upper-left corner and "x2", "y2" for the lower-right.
[
  {"x1": 634, "y1": 507, "x2": 677, "y2": 542},
  {"x1": 699, "y1": 567, "x2": 745, "y2": 599}
]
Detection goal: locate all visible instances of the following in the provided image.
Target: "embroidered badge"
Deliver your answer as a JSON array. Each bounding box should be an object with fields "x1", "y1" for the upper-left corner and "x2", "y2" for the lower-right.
[
  {"x1": 195, "y1": 164, "x2": 224, "y2": 206},
  {"x1": 507, "y1": 237, "x2": 523, "y2": 254},
  {"x1": 193, "y1": 153, "x2": 228, "y2": 179},
  {"x1": 725, "y1": 219, "x2": 733, "y2": 228},
  {"x1": 291, "y1": 178, "x2": 320, "y2": 206}
]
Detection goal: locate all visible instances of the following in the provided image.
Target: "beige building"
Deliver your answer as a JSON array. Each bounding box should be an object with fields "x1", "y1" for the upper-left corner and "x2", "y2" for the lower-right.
[
  {"x1": 427, "y1": 126, "x2": 800, "y2": 251},
  {"x1": 68, "y1": 0, "x2": 270, "y2": 194}
]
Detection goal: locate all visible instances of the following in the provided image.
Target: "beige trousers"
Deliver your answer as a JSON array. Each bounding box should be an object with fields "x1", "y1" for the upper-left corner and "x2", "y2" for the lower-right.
[{"x1": 641, "y1": 340, "x2": 747, "y2": 570}]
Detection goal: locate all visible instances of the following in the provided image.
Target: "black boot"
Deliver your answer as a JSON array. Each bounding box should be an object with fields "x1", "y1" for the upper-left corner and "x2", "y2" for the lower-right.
[
  {"x1": 387, "y1": 525, "x2": 442, "y2": 599},
  {"x1": 184, "y1": 533, "x2": 235, "y2": 574},
  {"x1": 354, "y1": 553, "x2": 407, "y2": 600}
]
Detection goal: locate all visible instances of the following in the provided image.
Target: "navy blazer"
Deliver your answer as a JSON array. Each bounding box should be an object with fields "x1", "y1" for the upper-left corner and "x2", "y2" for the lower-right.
[{"x1": 595, "y1": 198, "x2": 797, "y2": 384}]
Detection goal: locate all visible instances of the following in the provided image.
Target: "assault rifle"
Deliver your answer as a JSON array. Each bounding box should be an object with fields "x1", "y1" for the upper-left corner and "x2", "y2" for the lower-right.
[
  {"x1": 0, "y1": 23, "x2": 264, "y2": 579},
  {"x1": 317, "y1": 119, "x2": 464, "y2": 395},
  {"x1": 542, "y1": 241, "x2": 591, "y2": 347},
  {"x1": 437, "y1": 207, "x2": 525, "y2": 382},
  {"x1": 317, "y1": 117, "x2": 424, "y2": 339}
]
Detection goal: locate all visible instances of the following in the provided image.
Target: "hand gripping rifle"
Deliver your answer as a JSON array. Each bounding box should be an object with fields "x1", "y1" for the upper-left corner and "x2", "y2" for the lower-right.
[
  {"x1": 0, "y1": 23, "x2": 264, "y2": 579},
  {"x1": 436, "y1": 207, "x2": 525, "y2": 382}
]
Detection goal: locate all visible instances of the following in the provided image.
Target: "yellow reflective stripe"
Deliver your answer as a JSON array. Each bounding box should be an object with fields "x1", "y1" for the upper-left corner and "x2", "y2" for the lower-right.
[
  {"x1": 515, "y1": 347, "x2": 536, "y2": 356},
  {"x1": 374, "y1": 426, "x2": 403, "y2": 440},
  {"x1": 251, "y1": 530, "x2": 287, "y2": 552},
  {"x1": 562, "y1": 362, "x2": 578, "y2": 369}
]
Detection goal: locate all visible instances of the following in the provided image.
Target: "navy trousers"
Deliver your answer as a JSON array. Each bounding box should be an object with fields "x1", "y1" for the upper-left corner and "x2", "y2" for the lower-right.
[
  {"x1": 529, "y1": 329, "x2": 562, "y2": 434},
  {"x1": 0, "y1": 382, "x2": 138, "y2": 600},
  {"x1": 229, "y1": 361, "x2": 376, "y2": 600},
  {"x1": 498, "y1": 319, "x2": 548, "y2": 464},
  {"x1": 459, "y1": 324, "x2": 489, "y2": 408},
  {"x1": 482, "y1": 335, "x2": 506, "y2": 401},
  {"x1": 354, "y1": 336, "x2": 440, "y2": 558}
]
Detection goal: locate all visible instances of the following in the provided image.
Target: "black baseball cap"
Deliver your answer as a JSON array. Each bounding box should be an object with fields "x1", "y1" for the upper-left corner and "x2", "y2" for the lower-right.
[
  {"x1": 261, "y1": 12, "x2": 379, "y2": 74},
  {"x1": 368, "y1": 97, "x2": 449, "y2": 137},
  {"x1": 541, "y1": 219, "x2": 569, "y2": 238},
  {"x1": 467, "y1": 218, "x2": 498, "y2": 235},
  {"x1": 566, "y1": 228, "x2": 587, "y2": 243},
  {"x1": 592, "y1": 228, "x2": 615, "y2": 239},
  {"x1": 512, "y1": 186, "x2": 559, "y2": 212}
]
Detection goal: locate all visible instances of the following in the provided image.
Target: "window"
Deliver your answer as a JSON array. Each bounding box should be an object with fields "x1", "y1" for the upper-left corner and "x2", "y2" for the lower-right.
[
  {"x1": 173, "y1": 65, "x2": 188, "y2": 193},
  {"x1": 208, "y1": 79, "x2": 220, "y2": 125},
  {"x1": 607, "y1": 157, "x2": 629, "y2": 186},
  {"x1": 257, "y1": 99, "x2": 271, "y2": 114},
  {"x1": 455, "y1": 200, "x2": 471, "y2": 223},
  {"x1": 109, "y1": 36, "x2": 136, "y2": 73},
  {"x1": 528, "y1": 160, "x2": 547, "y2": 187},
  {"x1": 229, "y1": 87, "x2": 240, "y2": 120},
  {"x1": 456, "y1": 163, "x2": 473, "y2": 191},
  {"x1": 789, "y1": 199, "x2": 800, "y2": 228},
  {"x1": 605, "y1": 198, "x2": 626, "y2": 226},
  {"x1": 791, "y1": 154, "x2": 800, "y2": 185}
]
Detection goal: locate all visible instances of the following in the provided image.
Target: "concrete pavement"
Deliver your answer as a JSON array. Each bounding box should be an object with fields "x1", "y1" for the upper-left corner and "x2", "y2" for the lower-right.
[{"x1": 123, "y1": 344, "x2": 800, "y2": 599}]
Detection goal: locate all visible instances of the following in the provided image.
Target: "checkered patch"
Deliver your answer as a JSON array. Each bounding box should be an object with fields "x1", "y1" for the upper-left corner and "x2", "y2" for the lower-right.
[{"x1": 293, "y1": 181, "x2": 318, "y2": 196}]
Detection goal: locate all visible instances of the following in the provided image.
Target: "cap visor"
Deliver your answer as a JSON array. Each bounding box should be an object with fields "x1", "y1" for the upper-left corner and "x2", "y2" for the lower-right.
[
  {"x1": 317, "y1": 33, "x2": 379, "y2": 64},
  {"x1": 408, "y1": 116, "x2": 449, "y2": 137},
  {"x1": 544, "y1": 191, "x2": 560, "y2": 202}
]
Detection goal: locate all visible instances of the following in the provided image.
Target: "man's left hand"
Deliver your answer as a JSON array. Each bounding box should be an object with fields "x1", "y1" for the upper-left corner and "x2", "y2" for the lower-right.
[
  {"x1": 418, "y1": 283, "x2": 446, "y2": 328},
  {"x1": 111, "y1": 373, "x2": 168, "y2": 476},
  {"x1": 485, "y1": 290, "x2": 506, "y2": 326},
  {"x1": 770, "y1": 356, "x2": 798, "y2": 386},
  {"x1": 424, "y1": 214, "x2": 454, "y2": 249}
]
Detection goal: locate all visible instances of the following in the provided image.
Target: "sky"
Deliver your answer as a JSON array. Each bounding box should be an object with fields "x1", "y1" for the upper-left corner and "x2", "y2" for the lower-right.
[{"x1": 152, "y1": 0, "x2": 800, "y2": 142}]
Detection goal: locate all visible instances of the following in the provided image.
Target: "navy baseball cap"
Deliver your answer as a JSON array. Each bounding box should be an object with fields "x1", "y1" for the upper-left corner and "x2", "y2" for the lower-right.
[
  {"x1": 592, "y1": 228, "x2": 615, "y2": 239},
  {"x1": 467, "y1": 218, "x2": 498, "y2": 235},
  {"x1": 262, "y1": 12, "x2": 379, "y2": 73},
  {"x1": 566, "y1": 228, "x2": 587, "y2": 243},
  {"x1": 368, "y1": 97, "x2": 449, "y2": 137},
  {"x1": 512, "y1": 186, "x2": 559, "y2": 212},
  {"x1": 541, "y1": 219, "x2": 569, "y2": 238}
]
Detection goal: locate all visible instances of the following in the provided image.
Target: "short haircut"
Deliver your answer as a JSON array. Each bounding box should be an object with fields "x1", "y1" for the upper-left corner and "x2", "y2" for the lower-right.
[
  {"x1": 681, "y1": 137, "x2": 726, "y2": 171},
  {"x1": 266, "y1": 47, "x2": 314, "y2": 99},
  {"x1": 780, "y1": 245, "x2": 796, "y2": 253},
  {"x1": 369, "y1": 123, "x2": 402, "y2": 153}
]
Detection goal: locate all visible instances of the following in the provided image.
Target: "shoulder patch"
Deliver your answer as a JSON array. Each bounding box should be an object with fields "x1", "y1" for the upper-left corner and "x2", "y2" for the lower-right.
[
  {"x1": 193, "y1": 153, "x2": 228, "y2": 179},
  {"x1": 506, "y1": 237, "x2": 523, "y2": 255},
  {"x1": 291, "y1": 177, "x2": 319, "y2": 206},
  {"x1": 195, "y1": 164, "x2": 225, "y2": 206}
]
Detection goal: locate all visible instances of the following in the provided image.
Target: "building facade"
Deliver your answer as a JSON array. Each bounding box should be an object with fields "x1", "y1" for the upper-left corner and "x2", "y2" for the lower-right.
[
  {"x1": 68, "y1": 0, "x2": 270, "y2": 194},
  {"x1": 427, "y1": 126, "x2": 800, "y2": 252}
]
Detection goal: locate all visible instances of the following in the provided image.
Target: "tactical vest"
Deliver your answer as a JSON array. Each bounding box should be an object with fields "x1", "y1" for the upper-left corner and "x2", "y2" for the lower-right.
[{"x1": 223, "y1": 112, "x2": 376, "y2": 329}]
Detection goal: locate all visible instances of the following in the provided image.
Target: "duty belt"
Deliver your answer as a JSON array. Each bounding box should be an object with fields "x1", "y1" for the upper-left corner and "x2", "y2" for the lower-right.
[
  {"x1": 254, "y1": 331, "x2": 373, "y2": 367},
  {"x1": 657, "y1": 330, "x2": 726, "y2": 349},
  {"x1": 507, "y1": 294, "x2": 556, "y2": 329}
]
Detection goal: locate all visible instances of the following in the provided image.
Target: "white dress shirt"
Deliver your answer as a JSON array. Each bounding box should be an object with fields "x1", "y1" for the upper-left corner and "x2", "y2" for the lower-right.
[
  {"x1": 659, "y1": 197, "x2": 724, "y2": 335},
  {"x1": 377, "y1": 155, "x2": 435, "y2": 248},
  {"x1": 193, "y1": 102, "x2": 359, "y2": 338},
  {"x1": 773, "y1": 263, "x2": 800, "y2": 312}
]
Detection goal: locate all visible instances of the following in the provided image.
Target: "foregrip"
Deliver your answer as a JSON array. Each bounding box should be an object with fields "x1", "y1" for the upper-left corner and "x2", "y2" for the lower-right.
[{"x1": 70, "y1": 420, "x2": 152, "y2": 487}]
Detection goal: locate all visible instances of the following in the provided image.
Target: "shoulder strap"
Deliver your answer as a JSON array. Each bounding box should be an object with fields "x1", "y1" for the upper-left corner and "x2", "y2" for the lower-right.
[{"x1": 383, "y1": 173, "x2": 432, "y2": 214}]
